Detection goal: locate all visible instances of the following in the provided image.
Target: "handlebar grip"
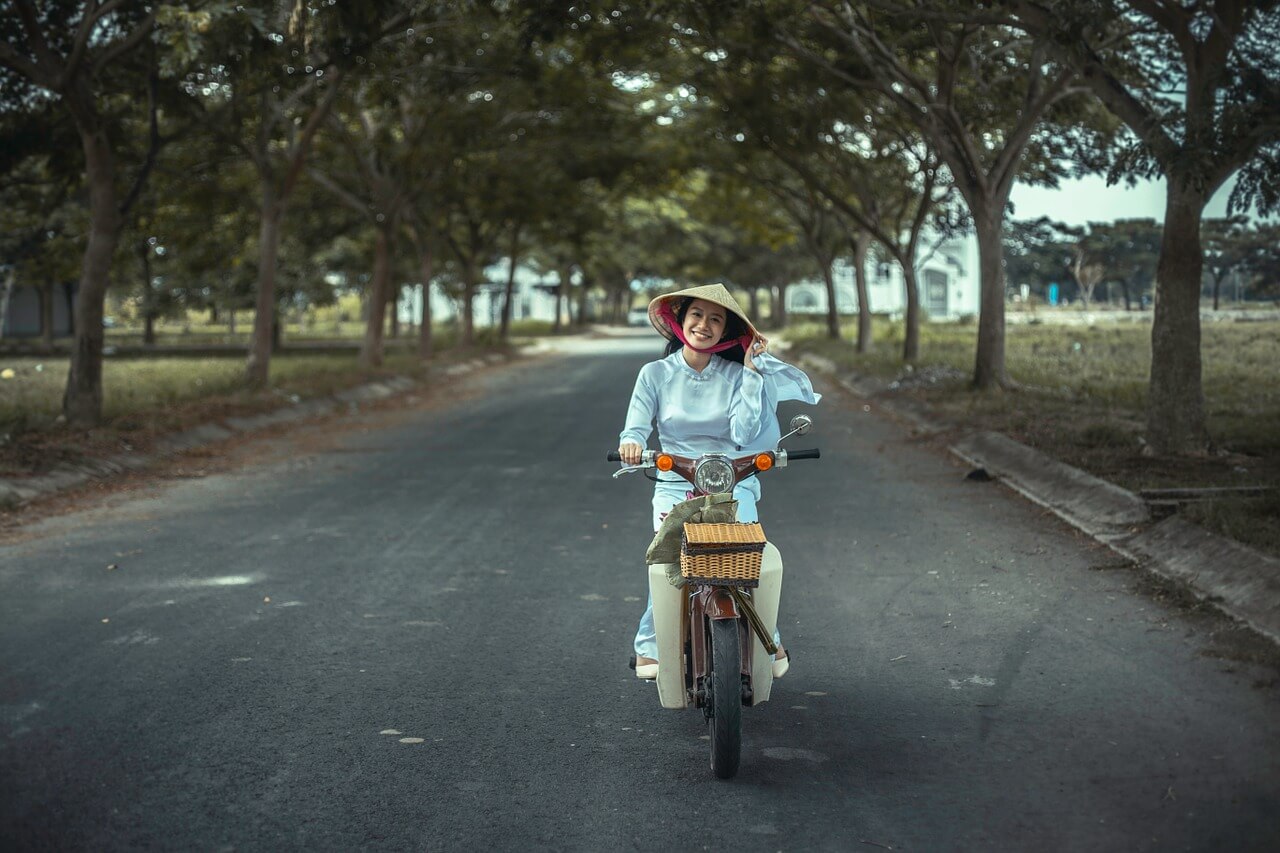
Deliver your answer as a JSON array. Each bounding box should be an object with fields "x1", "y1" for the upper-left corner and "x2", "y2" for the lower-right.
[
  {"x1": 788, "y1": 448, "x2": 821, "y2": 460},
  {"x1": 606, "y1": 451, "x2": 622, "y2": 462}
]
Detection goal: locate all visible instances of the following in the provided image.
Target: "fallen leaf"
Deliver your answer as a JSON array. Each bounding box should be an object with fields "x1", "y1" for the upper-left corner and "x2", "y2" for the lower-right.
[
  {"x1": 263, "y1": 596, "x2": 271, "y2": 603},
  {"x1": 106, "y1": 564, "x2": 118, "y2": 571}
]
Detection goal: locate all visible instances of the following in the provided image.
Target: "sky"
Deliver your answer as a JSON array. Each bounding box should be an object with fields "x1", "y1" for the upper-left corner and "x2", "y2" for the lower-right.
[{"x1": 1007, "y1": 174, "x2": 1240, "y2": 227}]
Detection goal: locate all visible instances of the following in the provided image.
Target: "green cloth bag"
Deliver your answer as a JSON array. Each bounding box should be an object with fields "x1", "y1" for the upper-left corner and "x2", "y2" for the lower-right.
[{"x1": 645, "y1": 492, "x2": 739, "y2": 587}]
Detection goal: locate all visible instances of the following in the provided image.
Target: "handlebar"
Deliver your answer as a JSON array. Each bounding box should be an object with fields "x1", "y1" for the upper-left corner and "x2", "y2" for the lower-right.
[
  {"x1": 787, "y1": 448, "x2": 821, "y2": 460},
  {"x1": 606, "y1": 451, "x2": 621, "y2": 462}
]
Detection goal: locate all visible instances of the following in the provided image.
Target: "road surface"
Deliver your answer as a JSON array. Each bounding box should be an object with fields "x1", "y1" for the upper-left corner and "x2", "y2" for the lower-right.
[{"x1": 2, "y1": 332, "x2": 1277, "y2": 850}]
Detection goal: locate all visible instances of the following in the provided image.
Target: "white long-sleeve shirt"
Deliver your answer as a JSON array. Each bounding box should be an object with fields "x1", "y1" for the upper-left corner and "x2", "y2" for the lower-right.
[{"x1": 618, "y1": 350, "x2": 821, "y2": 488}]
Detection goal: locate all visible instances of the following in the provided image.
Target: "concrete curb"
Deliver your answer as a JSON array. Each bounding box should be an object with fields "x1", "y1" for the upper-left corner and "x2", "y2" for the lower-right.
[
  {"x1": 950, "y1": 431, "x2": 1151, "y2": 536},
  {"x1": 0, "y1": 352, "x2": 520, "y2": 510},
  {"x1": 797, "y1": 352, "x2": 1280, "y2": 646}
]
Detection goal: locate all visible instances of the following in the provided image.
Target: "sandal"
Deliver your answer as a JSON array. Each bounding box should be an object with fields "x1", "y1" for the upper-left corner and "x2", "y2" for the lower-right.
[
  {"x1": 772, "y1": 648, "x2": 791, "y2": 679},
  {"x1": 630, "y1": 654, "x2": 659, "y2": 680}
]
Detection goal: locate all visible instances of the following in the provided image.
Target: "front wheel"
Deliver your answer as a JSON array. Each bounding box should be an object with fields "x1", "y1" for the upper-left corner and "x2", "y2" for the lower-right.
[{"x1": 708, "y1": 617, "x2": 742, "y2": 779}]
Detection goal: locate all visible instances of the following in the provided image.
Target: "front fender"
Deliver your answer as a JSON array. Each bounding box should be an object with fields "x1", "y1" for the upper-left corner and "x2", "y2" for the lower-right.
[{"x1": 699, "y1": 586, "x2": 739, "y2": 620}]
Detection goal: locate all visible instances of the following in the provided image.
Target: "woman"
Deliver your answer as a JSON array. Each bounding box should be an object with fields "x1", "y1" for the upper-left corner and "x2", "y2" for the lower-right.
[{"x1": 617, "y1": 283, "x2": 821, "y2": 680}]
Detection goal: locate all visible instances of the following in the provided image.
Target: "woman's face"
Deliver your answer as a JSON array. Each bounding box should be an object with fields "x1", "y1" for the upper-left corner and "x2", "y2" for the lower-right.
[{"x1": 682, "y1": 299, "x2": 728, "y2": 350}]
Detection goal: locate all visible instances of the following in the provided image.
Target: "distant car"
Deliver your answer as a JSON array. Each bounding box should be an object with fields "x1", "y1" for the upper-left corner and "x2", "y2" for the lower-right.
[{"x1": 627, "y1": 307, "x2": 649, "y2": 327}]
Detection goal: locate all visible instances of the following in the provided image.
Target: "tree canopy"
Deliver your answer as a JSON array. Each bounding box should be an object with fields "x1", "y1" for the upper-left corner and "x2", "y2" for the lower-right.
[{"x1": 2, "y1": 0, "x2": 1278, "y2": 458}]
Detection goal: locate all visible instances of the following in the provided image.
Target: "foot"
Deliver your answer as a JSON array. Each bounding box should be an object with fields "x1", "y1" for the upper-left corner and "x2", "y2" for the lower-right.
[
  {"x1": 634, "y1": 655, "x2": 658, "y2": 680},
  {"x1": 772, "y1": 646, "x2": 790, "y2": 679}
]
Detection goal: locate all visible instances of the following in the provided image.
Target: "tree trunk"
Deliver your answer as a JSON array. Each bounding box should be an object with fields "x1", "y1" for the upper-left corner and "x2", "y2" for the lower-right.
[
  {"x1": 1146, "y1": 182, "x2": 1209, "y2": 454},
  {"x1": 229, "y1": 308, "x2": 237, "y2": 336},
  {"x1": 247, "y1": 185, "x2": 283, "y2": 386},
  {"x1": 772, "y1": 283, "x2": 788, "y2": 329},
  {"x1": 63, "y1": 108, "x2": 120, "y2": 427},
  {"x1": 971, "y1": 207, "x2": 1008, "y2": 389},
  {"x1": 554, "y1": 265, "x2": 572, "y2": 334},
  {"x1": 418, "y1": 244, "x2": 434, "y2": 360},
  {"x1": 39, "y1": 280, "x2": 55, "y2": 352},
  {"x1": 460, "y1": 259, "x2": 476, "y2": 346},
  {"x1": 852, "y1": 231, "x2": 872, "y2": 354},
  {"x1": 0, "y1": 268, "x2": 15, "y2": 340},
  {"x1": 899, "y1": 257, "x2": 920, "y2": 363},
  {"x1": 820, "y1": 258, "x2": 840, "y2": 340},
  {"x1": 499, "y1": 224, "x2": 521, "y2": 342},
  {"x1": 360, "y1": 226, "x2": 390, "y2": 367},
  {"x1": 576, "y1": 272, "x2": 590, "y2": 326},
  {"x1": 1211, "y1": 272, "x2": 1225, "y2": 312},
  {"x1": 209, "y1": 304, "x2": 219, "y2": 324},
  {"x1": 140, "y1": 240, "x2": 156, "y2": 346},
  {"x1": 388, "y1": 286, "x2": 400, "y2": 340}
]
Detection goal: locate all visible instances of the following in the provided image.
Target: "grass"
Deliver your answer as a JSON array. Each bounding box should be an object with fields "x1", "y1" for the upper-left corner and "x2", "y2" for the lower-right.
[
  {"x1": 92, "y1": 317, "x2": 561, "y2": 348},
  {"x1": 0, "y1": 316, "x2": 577, "y2": 477},
  {"x1": 1, "y1": 351, "x2": 433, "y2": 434},
  {"x1": 784, "y1": 314, "x2": 1280, "y2": 557}
]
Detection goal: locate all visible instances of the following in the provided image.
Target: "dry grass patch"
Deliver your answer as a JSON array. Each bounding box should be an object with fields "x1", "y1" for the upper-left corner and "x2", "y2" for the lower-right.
[
  {"x1": 0, "y1": 346, "x2": 507, "y2": 478},
  {"x1": 786, "y1": 315, "x2": 1280, "y2": 556}
]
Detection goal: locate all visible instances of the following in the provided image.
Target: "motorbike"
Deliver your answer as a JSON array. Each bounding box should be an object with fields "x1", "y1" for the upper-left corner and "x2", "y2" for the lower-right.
[{"x1": 608, "y1": 415, "x2": 820, "y2": 778}]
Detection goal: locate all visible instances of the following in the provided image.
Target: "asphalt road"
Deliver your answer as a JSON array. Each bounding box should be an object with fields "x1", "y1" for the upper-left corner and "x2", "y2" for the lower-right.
[{"x1": 2, "y1": 333, "x2": 1278, "y2": 851}]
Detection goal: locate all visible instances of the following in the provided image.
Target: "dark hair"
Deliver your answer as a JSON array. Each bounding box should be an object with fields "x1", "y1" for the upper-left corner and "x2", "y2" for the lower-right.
[{"x1": 661, "y1": 297, "x2": 747, "y2": 364}]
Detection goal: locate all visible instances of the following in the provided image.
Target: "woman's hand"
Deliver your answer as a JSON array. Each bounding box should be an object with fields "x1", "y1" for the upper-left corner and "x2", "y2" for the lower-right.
[
  {"x1": 743, "y1": 335, "x2": 769, "y2": 372},
  {"x1": 618, "y1": 441, "x2": 644, "y2": 465}
]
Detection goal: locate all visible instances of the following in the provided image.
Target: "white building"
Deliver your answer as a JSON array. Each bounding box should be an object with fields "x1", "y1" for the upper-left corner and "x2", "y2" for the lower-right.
[
  {"x1": 398, "y1": 260, "x2": 575, "y2": 328},
  {"x1": 786, "y1": 232, "x2": 980, "y2": 321},
  {"x1": 395, "y1": 231, "x2": 982, "y2": 329}
]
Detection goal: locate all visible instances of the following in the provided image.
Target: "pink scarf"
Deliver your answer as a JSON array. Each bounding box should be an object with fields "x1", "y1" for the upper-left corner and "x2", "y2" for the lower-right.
[{"x1": 657, "y1": 302, "x2": 753, "y2": 354}]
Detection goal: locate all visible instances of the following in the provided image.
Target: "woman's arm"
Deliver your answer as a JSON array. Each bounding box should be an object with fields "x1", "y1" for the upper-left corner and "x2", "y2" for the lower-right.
[
  {"x1": 618, "y1": 366, "x2": 659, "y2": 460},
  {"x1": 751, "y1": 351, "x2": 822, "y2": 405},
  {"x1": 727, "y1": 351, "x2": 821, "y2": 447}
]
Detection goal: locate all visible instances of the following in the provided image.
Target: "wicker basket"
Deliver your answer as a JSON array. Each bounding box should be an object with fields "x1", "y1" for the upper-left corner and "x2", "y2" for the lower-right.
[{"x1": 680, "y1": 522, "x2": 767, "y2": 587}]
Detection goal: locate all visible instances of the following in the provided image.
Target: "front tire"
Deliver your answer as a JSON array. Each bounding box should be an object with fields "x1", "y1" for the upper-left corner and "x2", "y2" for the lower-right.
[{"x1": 708, "y1": 617, "x2": 742, "y2": 779}]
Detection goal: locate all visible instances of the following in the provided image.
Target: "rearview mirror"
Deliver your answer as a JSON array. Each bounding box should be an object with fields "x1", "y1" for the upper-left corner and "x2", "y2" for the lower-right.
[{"x1": 788, "y1": 415, "x2": 813, "y2": 436}]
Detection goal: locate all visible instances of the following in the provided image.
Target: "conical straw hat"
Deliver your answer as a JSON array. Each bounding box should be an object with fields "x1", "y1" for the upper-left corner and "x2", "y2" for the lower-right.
[{"x1": 646, "y1": 283, "x2": 760, "y2": 343}]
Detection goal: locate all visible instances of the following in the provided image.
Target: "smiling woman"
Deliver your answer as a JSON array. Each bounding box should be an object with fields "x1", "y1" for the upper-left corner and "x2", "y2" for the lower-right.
[{"x1": 615, "y1": 283, "x2": 821, "y2": 680}]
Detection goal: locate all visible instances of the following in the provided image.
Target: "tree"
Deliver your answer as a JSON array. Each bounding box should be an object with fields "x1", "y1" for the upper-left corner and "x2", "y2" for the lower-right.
[
  {"x1": 1062, "y1": 224, "x2": 1105, "y2": 308},
  {"x1": 179, "y1": 1, "x2": 415, "y2": 384},
  {"x1": 1240, "y1": 223, "x2": 1280, "y2": 298},
  {"x1": 309, "y1": 74, "x2": 422, "y2": 367},
  {"x1": 0, "y1": 1, "x2": 176, "y2": 425},
  {"x1": 680, "y1": 5, "x2": 956, "y2": 358},
  {"x1": 1086, "y1": 218, "x2": 1162, "y2": 310},
  {"x1": 777, "y1": 1, "x2": 1107, "y2": 388},
  {"x1": 0, "y1": 118, "x2": 82, "y2": 348},
  {"x1": 1203, "y1": 216, "x2": 1254, "y2": 310},
  {"x1": 1000, "y1": 0, "x2": 1280, "y2": 452}
]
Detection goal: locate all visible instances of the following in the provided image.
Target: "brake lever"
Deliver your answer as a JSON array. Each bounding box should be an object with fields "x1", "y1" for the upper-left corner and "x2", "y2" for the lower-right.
[{"x1": 612, "y1": 465, "x2": 649, "y2": 479}]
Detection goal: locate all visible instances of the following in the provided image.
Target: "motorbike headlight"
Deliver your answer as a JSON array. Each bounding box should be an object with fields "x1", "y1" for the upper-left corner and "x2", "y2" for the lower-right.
[{"x1": 694, "y1": 456, "x2": 735, "y2": 494}]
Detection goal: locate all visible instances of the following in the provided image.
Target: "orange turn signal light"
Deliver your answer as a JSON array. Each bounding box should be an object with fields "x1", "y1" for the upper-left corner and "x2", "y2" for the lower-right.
[
  {"x1": 655, "y1": 454, "x2": 675, "y2": 472},
  {"x1": 754, "y1": 453, "x2": 773, "y2": 472}
]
